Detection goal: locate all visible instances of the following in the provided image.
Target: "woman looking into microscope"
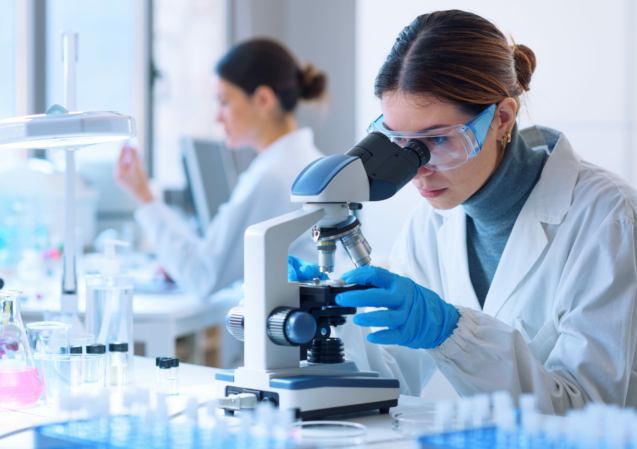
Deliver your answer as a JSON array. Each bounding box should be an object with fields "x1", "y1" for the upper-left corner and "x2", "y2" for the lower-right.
[
  {"x1": 117, "y1": 39, "x2": 327, "y2": 298},
  {"x1": 290, "y1": 10, "x2": 637, "y2": 415}
]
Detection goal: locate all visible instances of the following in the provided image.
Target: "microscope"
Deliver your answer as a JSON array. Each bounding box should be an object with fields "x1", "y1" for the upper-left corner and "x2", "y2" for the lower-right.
[{"x1": 216, "y1": 132, "x2": 430, "y2": 419}]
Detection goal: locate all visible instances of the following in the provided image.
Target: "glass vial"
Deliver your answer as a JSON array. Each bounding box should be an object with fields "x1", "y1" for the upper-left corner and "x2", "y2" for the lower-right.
[
  {"x1": 69, "y1": 346, "x2": 83, "y2": 387},
  {"x1": 156, "y1": 357, "x2": 162, "y2": 384},
  {"x1": 109, "y1": 342, "x2": 129, "y2": 386},
  {"x1": 85, "y1": 344, "x2": 106, "y2": 384},
  {"x1": 168, "y1": 358, "x2": 179, "y2": 396},
  {"x1": 159, "y1": 358, "x2": 171, "y2": 394}
]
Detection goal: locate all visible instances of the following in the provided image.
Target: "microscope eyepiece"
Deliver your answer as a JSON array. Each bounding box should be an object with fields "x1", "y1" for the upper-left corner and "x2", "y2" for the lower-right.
[{"x1": 404, "y1": 139, "x2": 431, "y2": 168}]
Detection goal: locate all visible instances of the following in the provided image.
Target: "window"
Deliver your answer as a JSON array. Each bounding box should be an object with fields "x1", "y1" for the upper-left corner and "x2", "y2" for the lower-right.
[
  {"x1": 152, "y1": 0, "x2": 227, "y2": 190},
  {"x1": 46, "y1": 0, "x2": 135, "y2": 163},
  {"x1": 0, "y1": 0, "x2": 16, "y2": 120}
]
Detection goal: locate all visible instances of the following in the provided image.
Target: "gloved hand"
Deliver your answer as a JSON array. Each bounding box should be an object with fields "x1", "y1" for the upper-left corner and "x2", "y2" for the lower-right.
[
  {"x1": 287, "y1": 255, "x2": 329, "y2": 282},
  {"x1": 335, "y1": 266, "x2": 459, "y2": 349}
]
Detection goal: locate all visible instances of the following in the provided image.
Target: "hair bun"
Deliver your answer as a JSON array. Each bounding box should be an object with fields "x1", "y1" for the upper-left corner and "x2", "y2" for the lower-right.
[
  {"x1": 299, "y1": 63, "x2": 327, "y2": 100},
  {"x1": 512, "y1": 44, "x2": 536, "y2": 92}
]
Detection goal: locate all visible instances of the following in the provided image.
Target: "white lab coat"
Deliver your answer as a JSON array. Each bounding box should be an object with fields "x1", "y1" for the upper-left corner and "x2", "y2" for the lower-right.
[
  {"x1": 339, "y1": 126, "x2": 637, "y2": 415},
  {"x1": 135, "y1": 128, "x2": 324, "y2": 298}
]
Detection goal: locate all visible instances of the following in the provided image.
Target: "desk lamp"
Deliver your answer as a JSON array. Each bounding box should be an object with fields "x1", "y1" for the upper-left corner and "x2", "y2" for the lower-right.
[{"x1": 0, "y1": 32, "x2": 136, "y2": 320}]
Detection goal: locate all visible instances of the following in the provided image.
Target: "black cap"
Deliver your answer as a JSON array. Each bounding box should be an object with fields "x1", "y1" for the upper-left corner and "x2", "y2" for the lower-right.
[
  {"x1": 86, "y1": 344, "x2": 106, "y2": 354},
  {"x1": 170, "y1": 358, "x2": 179, "y2": 368},
  {"x1": 109, "y1": 342, "x2": 128, "y2": 352},
  {"x1": 159, "y1": 358, "x2": 171, "y2": 369},
  {"x1": 156, "y1": 356, "x2": 162, "y2": 366},
  {"x1": 70, "y1": 346, "x2": 83, "y2": 354}
]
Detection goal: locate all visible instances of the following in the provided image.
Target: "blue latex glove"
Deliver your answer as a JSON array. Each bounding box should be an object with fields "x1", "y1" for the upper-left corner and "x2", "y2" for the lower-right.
[
  {"x1": 336, "y1": 266, "x2": 459, "y2": 349},
  {"x1": 287, "y1": 255, "x2": 329, "y2": 282}
]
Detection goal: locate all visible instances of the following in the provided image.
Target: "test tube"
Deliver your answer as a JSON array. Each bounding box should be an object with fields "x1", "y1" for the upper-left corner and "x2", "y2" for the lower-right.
[
  {"x1": 109, "y1": 342, "x2": 129, "y2": 386},
  {"x1": 85, "y1": 344, "x2": 106, "y2": 383}
]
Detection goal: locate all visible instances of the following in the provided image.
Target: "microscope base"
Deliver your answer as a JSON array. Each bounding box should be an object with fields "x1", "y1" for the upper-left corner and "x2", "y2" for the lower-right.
[{"x1": 215, "y1": 367, "x2": 400, "y2": 420}]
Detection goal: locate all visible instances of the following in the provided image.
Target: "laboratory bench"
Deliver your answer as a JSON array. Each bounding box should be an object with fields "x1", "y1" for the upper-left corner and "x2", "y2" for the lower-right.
[
  {"x1": 0, "y1": 356, "x2": 436, "y2": 448},
  {"x1": 18, "y1": 290, "x2": 238, "y2": 364},
  {"x1": 1, "y1": 252, "x2": 241, "y2": 364}
]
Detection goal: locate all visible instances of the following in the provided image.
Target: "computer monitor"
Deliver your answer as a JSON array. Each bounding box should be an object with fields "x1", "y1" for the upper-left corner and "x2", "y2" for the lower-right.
[{"x1": 181, "y1": 137, "x2": 255, "y2": 236}]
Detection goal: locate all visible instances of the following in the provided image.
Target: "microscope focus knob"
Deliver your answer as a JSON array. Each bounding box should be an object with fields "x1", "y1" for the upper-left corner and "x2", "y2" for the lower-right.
[
  {"x1": 267, "y1": 307, "x2": 317, "y2": 346},
  {"x1": 226, "y1": 305, "x2": 245, "y2": 341}
]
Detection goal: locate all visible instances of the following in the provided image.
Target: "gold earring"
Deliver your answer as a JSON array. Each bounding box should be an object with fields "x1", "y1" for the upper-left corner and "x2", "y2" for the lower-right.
[{"x1": 501, "y1": 130, "x2": 512, "y2": 150}]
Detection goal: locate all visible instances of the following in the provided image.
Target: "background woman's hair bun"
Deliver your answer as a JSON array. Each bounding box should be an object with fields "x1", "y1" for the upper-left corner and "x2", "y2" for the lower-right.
[
  {"x1": 299, "y1": 63, "x2": 327, "y2": 100},
  {"x1": 512, "y1": 44, "x2": 537, "y2": 92}
]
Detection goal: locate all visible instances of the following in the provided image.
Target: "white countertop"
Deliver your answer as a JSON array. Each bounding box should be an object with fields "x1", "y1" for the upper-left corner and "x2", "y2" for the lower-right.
[{"x1": 0, "y1": 356, "x2": 434, "y2": 448}]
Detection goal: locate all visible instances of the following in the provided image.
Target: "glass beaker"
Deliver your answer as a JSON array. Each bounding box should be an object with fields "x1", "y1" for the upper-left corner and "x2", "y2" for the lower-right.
[
  {"x1": 0, "y1": 291, "x2": 43, "y2": 408},
  {"x1": 26, "y1": 321, "x2": 70, "y2": 377},
  {"x1": 40, "y1": 354, "x2": 105, "y2": 407}
]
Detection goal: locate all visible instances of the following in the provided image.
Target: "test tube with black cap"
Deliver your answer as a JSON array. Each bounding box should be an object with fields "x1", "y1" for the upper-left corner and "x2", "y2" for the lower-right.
[
  {"x1": 86, "y1": 344, "x2": 106, "y2": 383},
  {"x1": 169, "y1": 358, "x2": 179, "y2": 396},
  {"x1": 156, "y1": 357, "x2": 162, "y2": 384},
  {"x1": 109, "y1": 342, "x2": 129, "y2": 386},
  {"x1": 159, "y1": 358, "x2": 171, "y2": 393}
]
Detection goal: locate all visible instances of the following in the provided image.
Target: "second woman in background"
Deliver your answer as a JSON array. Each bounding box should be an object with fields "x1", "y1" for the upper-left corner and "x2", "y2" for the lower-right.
[{"x1": 116, "y1": 39, "x2": 327, "y2": 298}]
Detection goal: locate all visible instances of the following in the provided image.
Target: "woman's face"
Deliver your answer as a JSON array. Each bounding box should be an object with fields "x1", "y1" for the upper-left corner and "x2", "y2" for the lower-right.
[
  {"x1": 215, "y1": 78, "x2": 262, "y2": 149},
  {"x1": 381, "y1": 92, "x2": 503, "y2": 210}
]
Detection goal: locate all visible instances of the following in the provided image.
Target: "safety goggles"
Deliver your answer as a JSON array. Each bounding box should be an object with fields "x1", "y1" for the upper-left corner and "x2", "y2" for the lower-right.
[{"x1": 366, "y1": 103, "x2": 496, "y2": 171}]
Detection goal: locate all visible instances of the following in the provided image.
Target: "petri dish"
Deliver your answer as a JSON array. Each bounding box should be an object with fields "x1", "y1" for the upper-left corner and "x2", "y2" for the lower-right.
[
  {"x1": 292, "y1": 421, "x2": 367, "y2": 446},
  {"x1": 393, "y1": 407, "x2": 473, "y2": 436},
  {"x1": 393, "y1": 409, "x2": 437, "y2": 436}
]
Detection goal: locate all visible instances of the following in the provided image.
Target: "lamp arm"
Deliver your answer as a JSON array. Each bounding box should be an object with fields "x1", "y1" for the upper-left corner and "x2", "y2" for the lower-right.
[{"x1": 61, "y1": 31, "x2": 79, "y2": 312}]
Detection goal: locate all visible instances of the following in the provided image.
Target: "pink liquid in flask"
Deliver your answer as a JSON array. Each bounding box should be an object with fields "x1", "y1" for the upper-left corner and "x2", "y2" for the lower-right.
[{"x1": 0, "y1": 366, "x2": 42, "y2": 408}]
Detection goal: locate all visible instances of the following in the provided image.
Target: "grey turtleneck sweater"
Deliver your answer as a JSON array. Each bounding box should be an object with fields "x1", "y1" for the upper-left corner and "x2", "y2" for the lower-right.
[{"x1": 462, "y1": 124, "x2": 549, "y2": 308}]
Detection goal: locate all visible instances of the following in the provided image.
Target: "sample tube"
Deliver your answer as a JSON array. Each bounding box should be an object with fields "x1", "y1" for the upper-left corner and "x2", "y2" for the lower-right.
[
  {"x1": 156, "y1": 357, "x2": 162, "y2": 384},
  {"x1": 159, "y1": 358, "x2": 171, "y2": 394},
  {"x1": 109, "y1": 342, "x2": 129, "y2": 386},
  {"x1": 69, "y1": 346, "x2": 83, "y2": 387},
  {"x1": 169, "y1": 358, "x2": 179, "y2": 396},
  {"x1": 85, "y1": 344, "x2": 106, "y2": 383}
]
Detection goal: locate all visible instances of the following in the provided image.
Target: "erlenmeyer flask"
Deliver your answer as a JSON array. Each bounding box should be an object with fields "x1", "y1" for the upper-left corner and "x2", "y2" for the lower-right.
[{"x1": 0, "y1": 291, "x2": 42, "y2": 407}]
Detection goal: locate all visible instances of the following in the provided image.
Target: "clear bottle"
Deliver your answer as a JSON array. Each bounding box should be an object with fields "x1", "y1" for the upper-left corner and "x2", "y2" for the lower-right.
[
  {"x1": 86, "y1": 240, "x2": 134, "y2": 377},
  {"x1": 0, "y1": 291, "x2": 42, "y2": 407}
]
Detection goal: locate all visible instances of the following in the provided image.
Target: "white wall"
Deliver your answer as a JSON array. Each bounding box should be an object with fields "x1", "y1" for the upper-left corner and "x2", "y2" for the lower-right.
[
  {"x1": 356, "y1": 0, "x2": 637, "y2": 263},
  {"x1": 230, "y1": 0, "x2": 357, "y2": 156}
]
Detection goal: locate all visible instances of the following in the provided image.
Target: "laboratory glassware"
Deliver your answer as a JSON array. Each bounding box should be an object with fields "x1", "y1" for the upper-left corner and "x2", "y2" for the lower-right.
[
  {"x1": 86, "y1": 240, "x2": 134, "y2": 376},
  {"x1": 170, "y1": 357, "x2": 179, "y2": 395},
  {"x1": 108, "y1": 342, "x2": 128, "y2": 386},
  {"x1": 40, "y1": 354, "x2": 105, "y2": 406},
  {"x1": 85, "y1": 344, "x2": 106, "y2": 383},
  {"x1": 0, "y1": 290, "x2": 42, "y2": 408},
  {"x1": 26, "y1": 321, "x2": 70, "y2": 376},
  {"x1": 292, "y1": 421, "x2": 367, "y2": 447},
  {"x1": 70, "y1": 346, "x2": 82, "y2": 354}
]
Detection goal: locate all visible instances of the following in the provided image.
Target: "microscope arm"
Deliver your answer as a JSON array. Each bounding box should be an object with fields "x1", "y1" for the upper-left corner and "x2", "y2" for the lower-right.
[{"x1": 244, "y1": 206, "x2": 326, "y2": 371}]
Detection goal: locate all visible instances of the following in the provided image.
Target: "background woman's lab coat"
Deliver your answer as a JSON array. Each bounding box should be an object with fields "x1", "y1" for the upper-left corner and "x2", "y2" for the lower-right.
[
  {"x1": 339, "y1": 126, "x2": 637, "y2": 415},
  {"x1": 135, "y1": 128, "x2": 324, "y2": 298}
]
